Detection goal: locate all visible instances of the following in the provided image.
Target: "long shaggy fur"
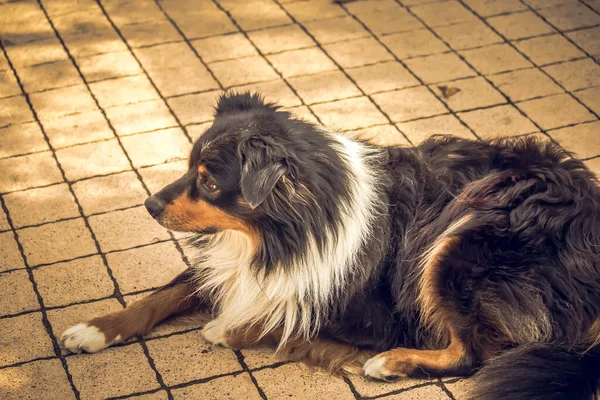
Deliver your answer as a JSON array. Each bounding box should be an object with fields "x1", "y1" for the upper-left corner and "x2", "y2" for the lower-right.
[{"x1": 144, "y1": 92, "x2": 600, "y2": 398}]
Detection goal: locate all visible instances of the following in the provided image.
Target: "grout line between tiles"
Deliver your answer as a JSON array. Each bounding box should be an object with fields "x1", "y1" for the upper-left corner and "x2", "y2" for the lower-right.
[
  {"x1": 234, "y1": 350, "x2": 268, "y2": 400},
  {"x1": 438, "y1": 378, "x2": 457, "y2": 400},
  {"x1": 343, "y1": 376, "x2": 362, "y2": 400},
  {"x1": 23, "y1": 3, "x2": 185, "y2": 397},
  {"x1": 270, "y1": 0, "x2": 423, "y2": 144},
  {"x1": 453, "y1": 0, "x2": 600, "y2": 125},
  {"x1": 205, "y1": 0, "x2": 324, "y2": 125},
  {"x1": 323, "y1": 0, "x2": 478, "y2": 144},
  {"x1": 394, "y1": 0, "x2": 551, "y2": 141},
  {"x1": 1, "y1": 38, "x2": 92, "y2": 400}
]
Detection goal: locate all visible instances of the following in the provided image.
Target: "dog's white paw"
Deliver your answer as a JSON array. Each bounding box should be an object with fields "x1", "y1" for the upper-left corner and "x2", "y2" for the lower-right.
[
  {"x1": 60, "y1": 323, "x2": 117, "y2": 354},
  {"x1": 202, "y1": 320, "x2": 230, "y2": 347},
  {"x1": 363, "y1": 354, "x2": 403, "y2": 381}
]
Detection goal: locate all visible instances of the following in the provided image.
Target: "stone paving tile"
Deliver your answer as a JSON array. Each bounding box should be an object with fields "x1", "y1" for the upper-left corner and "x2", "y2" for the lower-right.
[
  {"x1": 77, "y1": 51, "x2": 142, "y2": 83},
  {"x1": 33, "y1": 255, "x2": 114, "y2": 308},
  {"x1": 381, "y1": 29, "x2": 449, "y2": 60},
  {"x1": 171, "y1": 374, "x2": 263, "y2": 400},
  {"x1": 460, "y1": 44, "x2": 533, "y2": 75},
  {"x1": 0, "y1": 151, "x2": 63, "y2": 193},
  {"x1": 41, "y1": 110, "x2": 114, "y2": 149},
  {"x1": 0, "y1": 69, "x2": 22, "y2": 99},
  {"x1": 431, "y1": 76, "x2": 506, "y2": 112},
  {"x1": 30, "y1": 85, "x2": 97, "y2": 121},
  {"x1": 372, "y1": 86, "x2": 447, "y2": 122},
  {"x1": 514, "y1": 34, "x2": 585, "y2": 66},
  {"x1": 89, "y1": 75, "x2": 160, "y2": 108},
  {"x1": 325, "y1": 37, "x2": 394, "y2": 68},
  {"x1": 1, "y1": 1, "x2": 599, "y2": 399},
  {"x1": 311, "y1": 96, "x2": 388, "y2": 130},
  {"x1": 351, "y1": 124, "x2": 412, "y2": 147},
  {"x1": 105, "y1": 99, "x2": 178, "y2": 136},
  {"x1": 67, "y1": 344, "x2": 161, "y2": 400},
  {"x1": 397, "y1": 115, "x2": 476, "y2": 144},
  {"x1": 517, "y1": 93, "x2": 596, "y2": 130},
  {"x1": 404, "y1": 52, "x2": 476, "y2": 84},
  {"x1": 0, "y1": 312, "x2": 55, "y2": 367},
  {"x1": 55, "y1": 138, "x2": 131, "y2": 181},
  {"x1": 120, "y1": 127, "x2": 191, "y2": 168},
  {"x1": 458, "y1": 104, "x2": 539, "y2": 138},
  {"x1": 487, "y1": 68, "x2": 564, "y2": 102},
  {"x1": 0, "y1": 358, "x2": 75, "y2": 400},
  {"x1": 72, "y1": 171, "x2": 148, "y2": 216},
  {"x1": 487, "y1": 11, "x2": 555, "y2": 40},
  {"x1": 267, "y1": 47, "x2": 337, "y2": 77},
  {"x1": 537, "y1": 2, "x2": 600, "y2": 31},
  {"x1": 433, "y1": 20, "x2": 502, "y2": 51},
  {"x1": 573, "y1": 87, "x2": 600, "y2": 115},
  {"x1": 0, "y1": 269, "x2": 39, "y2": 316},
  {"x1": 350, "y1": 375, "x2": 436, "y2": 398},
  {"x1": 0, "y1": 231, "x2": 24, "y2": 272},
  {"x1": 88, "y1": 206, "x2": 171, "y2": 253},
  {"x1": 254, "y1": 363, "x2": 355, "y2": 399},
  {"x1": 543, "y1": 58, "x2": 600, "y2": 92},
  {"x1": 232, "y1": 79, "x2": 302, "y2": 108},
  {"x1": 4, "y1": 183, "x2": 79, "y2": 228},
  {"x1": 0, "y1": 95, "x2": 35, "y2": 127},
  {"x1": 18, "y1": 60, "x2": 82, "y2": 93},
  {"x1": 3, "y1": 38, "x2": 69, "y2": 68},
  {"x1": 355, "y1": 6, "x2": 424, "y2": 36},
  {"x1": 566, "y1": 25, "x2": 600, "y2": 57},
  {"x1": 194, "y1": 33, "x2": 259, "y2": 62},
  {"x1": 106, "y1": 241, "x2": 187, "y2": 294},
  {"x1": 463, "y1": 0, "x2": 527, "y2": 17},
  {"x1": 18, "y1": 218, "x2": 97, "y2": 266},
  {"x1": 146, "y1": 330, "x2": 242, "y2": 386},
  {"x1": 550, "y1": 121, "x2": 600, "y2": 159},
  {"x1": 288, "y1": 70, "x2": 361, "y2": 104},
  {"x1": 346, "y1": 61, "x2": 419, "y2": 94},
  {"x1": 0, "y1": 122, "x2": 48, "y2": 159}
]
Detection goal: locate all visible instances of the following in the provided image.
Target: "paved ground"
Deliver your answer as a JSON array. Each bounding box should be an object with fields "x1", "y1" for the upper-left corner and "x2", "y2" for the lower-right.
[{"x1": 1, "y1": 0, "x2": 600, "y2": 399}]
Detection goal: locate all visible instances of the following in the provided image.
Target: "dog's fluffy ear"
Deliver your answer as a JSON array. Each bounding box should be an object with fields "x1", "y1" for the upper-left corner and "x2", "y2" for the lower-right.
[
  {"x1": 239, "y1": 137, "x2": 286, "y2": 209},
  {"x1": 215, "y1": 91, "x2": 279, "y2": 117}
]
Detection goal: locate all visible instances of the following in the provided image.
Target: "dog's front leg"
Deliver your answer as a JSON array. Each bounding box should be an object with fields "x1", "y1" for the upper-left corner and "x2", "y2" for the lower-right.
[{"x1": 61, "y1": 270, "x2": 207, "y2": 354}]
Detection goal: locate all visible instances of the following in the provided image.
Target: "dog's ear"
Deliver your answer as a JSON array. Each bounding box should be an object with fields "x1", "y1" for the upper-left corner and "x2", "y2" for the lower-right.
[
  {"x1": 239, "y1": 137, "x2": 286, "y2": 209},
  {"x1": 215, "y1": 91, "x2": 279, "y2": 117}
]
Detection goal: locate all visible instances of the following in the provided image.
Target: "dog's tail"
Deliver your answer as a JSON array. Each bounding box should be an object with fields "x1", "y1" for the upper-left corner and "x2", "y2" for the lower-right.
[{"x1": 469, "y1": 343, "x2": 600, "y2": 400}]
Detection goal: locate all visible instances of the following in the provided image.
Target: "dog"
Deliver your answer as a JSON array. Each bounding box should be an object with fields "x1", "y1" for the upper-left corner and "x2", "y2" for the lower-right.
[{"x1": 61, "y1": 92, "x2": 600, "y2": 400}]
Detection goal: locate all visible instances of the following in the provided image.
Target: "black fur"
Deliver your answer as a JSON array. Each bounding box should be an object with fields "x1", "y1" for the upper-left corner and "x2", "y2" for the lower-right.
[{"x1": 150, "y1": 92, "x2": 600, "y2": 399}]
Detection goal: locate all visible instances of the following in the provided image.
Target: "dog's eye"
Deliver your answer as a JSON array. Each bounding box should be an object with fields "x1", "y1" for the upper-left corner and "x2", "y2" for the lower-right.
[{"x1": 203, "y1": 179, "x2": 217, "y2": 191}]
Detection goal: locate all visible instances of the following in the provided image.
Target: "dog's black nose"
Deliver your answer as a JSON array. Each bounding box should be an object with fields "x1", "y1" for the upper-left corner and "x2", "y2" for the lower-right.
[{"x1": 145, "y1": 197, "x2": 164, "y2": 218}]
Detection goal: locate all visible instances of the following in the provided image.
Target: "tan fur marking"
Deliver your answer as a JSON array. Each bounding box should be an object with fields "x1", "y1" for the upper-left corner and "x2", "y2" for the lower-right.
[
  {"x1": 418, "y1": 236, "x2": 461, "y2": 328},
  {"x1": 371, "y1": 327, "x2": 468, "y2": 377},
  {"x1": 163, "y1": 193, "x2": 258, "y2": 242},
  {"x1": 198, "y1": 165, "x2": 208, "y2": 174},
  {"x1": 88, "y1": 282, "x2": 200, "y2": 343},
  {"x1": 585, "y1": 317, "x2": 600, "y2": 353}
]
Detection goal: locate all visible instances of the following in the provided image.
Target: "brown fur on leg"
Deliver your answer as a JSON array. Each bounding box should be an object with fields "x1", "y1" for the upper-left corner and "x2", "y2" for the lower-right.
[
  {"x1": 88, "y1": 279, "x2": 206, "y2": 344},
  {"x1": 222, "y1": 326, "x2": 374, "y2": 376},
  {"x1": 280, "y1": 337, "x2": 376, "y2": 376},
  {"x1": 363, "y1": 327, "x2": 471, "y2": 381},
  {"x1": 61, "y1": 271, "x2": 209, "y2": 354}
]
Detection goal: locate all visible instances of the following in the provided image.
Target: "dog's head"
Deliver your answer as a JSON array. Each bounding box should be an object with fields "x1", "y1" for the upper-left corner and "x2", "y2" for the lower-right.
[
  {"x1": 145, "y1": 92, "x2": 371, "y2": 274},
  {"x1": 144, "y1": 92, "x2": 292, "y2": 239},
  {"x1": 145, "y1": 92, "x2": 351, "y2": 267}
]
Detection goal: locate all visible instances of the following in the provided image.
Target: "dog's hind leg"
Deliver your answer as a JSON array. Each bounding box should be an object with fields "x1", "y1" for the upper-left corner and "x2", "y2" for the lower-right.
[
  {"x1": 363, "y1": 325, "x2": 473, "y2": 380},
  {"x1": 61, "y1": 270, "x2": 208, "y2": 353}
]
